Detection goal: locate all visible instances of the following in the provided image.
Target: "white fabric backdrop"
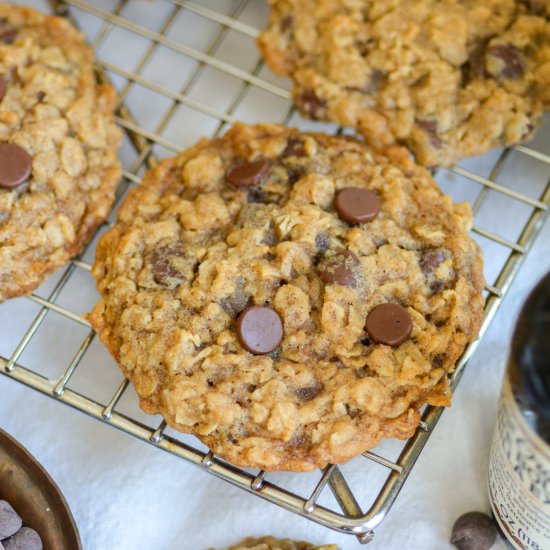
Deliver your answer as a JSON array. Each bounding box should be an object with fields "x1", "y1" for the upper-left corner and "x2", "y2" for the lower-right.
[{"x1": 1, "y1": 1, "x2": 549, "y2": 548}]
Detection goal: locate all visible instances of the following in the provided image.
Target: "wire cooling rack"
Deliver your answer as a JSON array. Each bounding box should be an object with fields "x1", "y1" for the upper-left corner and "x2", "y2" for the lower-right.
[{"x1": 1, "y1": 0, "x2": 550, "y2": 544}]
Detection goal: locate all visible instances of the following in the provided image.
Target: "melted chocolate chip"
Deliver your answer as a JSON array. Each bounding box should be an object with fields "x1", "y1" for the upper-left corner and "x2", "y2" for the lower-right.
[
  {"x1": 0, "y1": 77, "x2": 6, "y2": 102},
  {"x1": 420, "y1": 248, "x2": 449, "y2": 275},
  {"x1": 315, "y1": 233, "x2": 329, "y2": 254},
  {"x1": 294, "y1": 381, "x2": 322, "y2": 401},
  {"x1": 36, "y1": 91, "x2": 46, "y2": 102},
  {"x1": 221, "y1": 288, "x2": 253, "y2": 316},
  {"x1": 282, "y1": 137, "x2": 307, "y2": 158},
  {"x1": 417, "y1": 119, "x2": 443, "y2": 149},
  {"x1": 365, "y1": 303, "x2": 412, "y2": 346},
  {"x1": 150, "y1": 244, "x2": 188, "y2": 286},
  {"x1": 247, "y1": 187, "x2": 268, "y2": 204},
  {"x1": 318, "y1": 250, "x2": 361, "y2": 287},
  {"x1": 0, "y1": 143, "x2": 32, "y2": 189},
  {"x1": 450, "y1": 512, "x2": 497, "y2": 550},
  {"x1": 281, "y1": 15, "x2": 293, "y2": 33},
  {"x1": 236, "y1": 306, "x2": 284, "y2": 355},
  {"x1": 227, "y1": 160, "x2": 270, "y2": 187},
  {"x1": 335, "y1": 188, "x2": 381, "y2": 224},
  {"x1": 486, "y1": 44, "x2": 524, "y2": 80},
  {"x1": 0, "y1": 19, "x2": 17, "y2": 45},
  {"x1": 296, "y1": 89, "x2": 327, "y2": 120}
]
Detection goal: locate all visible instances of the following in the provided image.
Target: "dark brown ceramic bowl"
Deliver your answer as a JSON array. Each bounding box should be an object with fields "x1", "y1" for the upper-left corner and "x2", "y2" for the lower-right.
[{"x1": 0, "y1": 429, "x2": 82, "y2": 550}]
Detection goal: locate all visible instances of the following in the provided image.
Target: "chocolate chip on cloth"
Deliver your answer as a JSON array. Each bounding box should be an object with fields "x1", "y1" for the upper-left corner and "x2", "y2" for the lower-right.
[
  {"x1": 3, "y1": 527, "x2": 42, "y2": 550},
  {"x1": 88, "y1": 123, "x2": 484, "y2": 472},
  {"x1": 451, "y1": 512, "x2": 498, "y2": 550},
  {"x1": 0, "y1": 5, "x2": 121, "y2": 303},
  {"x1": 258, "y1": 0, "x2": 550, "y2": 167}
]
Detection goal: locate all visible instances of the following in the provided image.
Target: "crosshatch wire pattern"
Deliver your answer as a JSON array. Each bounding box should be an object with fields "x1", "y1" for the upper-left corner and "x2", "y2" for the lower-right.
[{"x1": 1, "y1": 0, "x2": 549, "y2": 544}]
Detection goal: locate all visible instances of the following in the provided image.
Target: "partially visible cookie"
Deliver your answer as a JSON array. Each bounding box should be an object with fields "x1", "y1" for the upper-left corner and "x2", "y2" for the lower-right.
[
  {"x1": 258, "y1": 0, "x2": 550, "y2": 166},
  {"x1": 221, "y1": 536, "x2": 340, "y2": 550},
  {"x1": 89, "y1": 123, "x2": 484, "y2": 472},
  {"x1": 0, "y1": 6, "x2": 121, "y2": 302}
]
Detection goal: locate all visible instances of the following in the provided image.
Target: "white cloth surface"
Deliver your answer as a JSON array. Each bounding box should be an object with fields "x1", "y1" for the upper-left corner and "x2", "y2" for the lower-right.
[{"x1": 1, "y1": 1, "x2": 550, "y2": 549}]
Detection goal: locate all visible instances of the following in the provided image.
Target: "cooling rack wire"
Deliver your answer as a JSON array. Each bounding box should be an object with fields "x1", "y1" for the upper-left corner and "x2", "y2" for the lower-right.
[{"x1": 1, "y1": 0, "x2": 549, "y2": 544}]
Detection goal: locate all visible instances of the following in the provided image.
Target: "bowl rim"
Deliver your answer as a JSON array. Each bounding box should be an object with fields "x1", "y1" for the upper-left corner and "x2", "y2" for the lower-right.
[{"x1": 0, "y1": 428, "x2": 82, "y2": 550}]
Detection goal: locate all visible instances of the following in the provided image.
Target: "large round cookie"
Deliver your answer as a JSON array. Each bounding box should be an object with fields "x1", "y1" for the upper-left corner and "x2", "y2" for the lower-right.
[
  {"x1": 89, "y1": 123, "x2": 484, "y2": 471},
  {"x1": 258, "y1": 0, "x2": 550, "y2": 167},
  {"x1": 0, "y1": 6, "x2": 121, "y2": 302}
]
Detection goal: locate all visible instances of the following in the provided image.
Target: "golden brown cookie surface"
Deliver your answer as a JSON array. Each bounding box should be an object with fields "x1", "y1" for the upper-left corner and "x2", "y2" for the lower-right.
[
  {"x1": 0, "y1": 6, "x2": 121, "y2": 302},
  {"x1": 220, "y1": 536, "x2": 340, "y2": 550},
  {"x1": 89, "y1": 123, "x2": 484, "y2": 471},
  {"x1": 258, "y1": 0, "x2": 550, "y2": 167}
]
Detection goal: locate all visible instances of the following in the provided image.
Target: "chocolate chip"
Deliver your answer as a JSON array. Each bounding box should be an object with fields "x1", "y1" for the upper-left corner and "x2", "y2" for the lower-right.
[
  {"x1": 236, "y1": 306, "x2": 283, "y2": 354},
  {"x1": 318, "y1": 250, "x2": 361, "y2": 287},
  {"x1": 281, "y1": 15, "x2": 293, "y2": 33},
  {"x1": 247, "y1": 187, "x2": 268, "y2": 204},
  {"x1": 296, "y1": 89, "x2": 327, "y2": 120},
  {"x1": 0, "y1": 144, "x2": 32, "y2": 189},
  {"x1": 282, "y1": 137, "x2": 306, "y2": 158},
  {"x1": 150, "y1": 244, "x2": 190, "y2": 286},
  {"x1": 36, "y1": 91, "x2": 45, "y2": 102},
  {"x1": 227, "y1": 160, "x2": 270, "y2": 187},
  {"x1": 486, "y1": 44, "x2": 523, "y2": 80},
  {"x1": 3, "y1": 527, "x2": 43, "y2": 550},
  {"x1": 335, "y1": 188, "x2": 380, "y2": 224},
  {"x1": 365, "y1": 303, "x2": 412, "y2": 346},
  {"x1": 0, "y1": 501, "x2": 22, "y2": 539},
  {"x1": 294, "y1": 381, "x2": 322, "y2": 401},
  {"x1": 451, "y1": 512, "x2": 497, "y2": 550},
  {"x1": 417, "y1": 119, "x2": 443, "y2": 149},
  {"x1": 221, "y1": 287, "x2": 253, "y2": 316},
  {"x1": 0, "y1": 29, "x2": 17, "y2": 44},
  {"x1": 420, "y1": 248, "x2": 449, "y2": 275},
  {"x1": 0, "y1": 77, "x2": 6, "y2": 102},
  {"x1": 315, "y1": 233, "x2": 329, "y2": 254}
]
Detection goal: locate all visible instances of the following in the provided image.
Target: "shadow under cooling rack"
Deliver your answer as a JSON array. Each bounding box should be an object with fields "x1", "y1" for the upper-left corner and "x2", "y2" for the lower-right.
[{"x1": 1, "y1": 0, "x2": 550, "y2": 544}]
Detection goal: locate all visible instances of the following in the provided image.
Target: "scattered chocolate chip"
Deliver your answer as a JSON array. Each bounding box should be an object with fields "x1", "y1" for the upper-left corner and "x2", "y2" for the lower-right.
[
  {"x1": 236, "y1": 306, "x2": 283, "y2": 355},
  {"x1": 0, "y1": 501, "x2": 22, "y2": 539},
  {"x1": 150, "y1": 244, "x2": 190, "y2": 286},
  {"x1": 294, "y1": 382, "x2": 322, "y2": 401},
  {"x1": 315, "y1": 233, "x2": 329, "y2": 254},
  {"x1": 365, "y1": 303, "x2": 412, "y2": 346},
  {"x1": 335, "y1": 188, "x2": 380, "y2": 224},
  {"x1": 318, "y1": 250, "x2": 361, "y2": 287},
  {"x1": 0, "y1": 77, "x2": 6, "y2": 102},
  {"x1": 486, "y1": 44, "x2": 523, "y2": 80},
  {"x1": 3, "y1": 527, "x2": 43, "y2": 550},
  {"x1": 296, "y1": 89, "x2": 327, "y2": 120},
  {"x1": 451, "y1": 512, "x2": 498, "y2": 550},
  {"x1": 226, "y1": 160, "x2": 270, "y2": 187},
  {"x1": 0, "y1": 143, "x2": 32, "y2": 189},
  {"x1": 282, "y1": 137, "x2": 306, "y2": 158}
]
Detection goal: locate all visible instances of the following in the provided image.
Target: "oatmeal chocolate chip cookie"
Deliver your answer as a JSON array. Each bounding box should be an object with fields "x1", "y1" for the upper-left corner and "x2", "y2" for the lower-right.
[
  {"x1": 89, "y1": 123, "x2": 484, "y2": 472},
  {"x1": 0, "y1": 6, "x2": 121, "y2": 302},
  {"x1": 218, "y1": 537, "x2": 340, "y2": 550},
  {"x1": 258, "y1": 0, "x2": 550, "y2": 167}
]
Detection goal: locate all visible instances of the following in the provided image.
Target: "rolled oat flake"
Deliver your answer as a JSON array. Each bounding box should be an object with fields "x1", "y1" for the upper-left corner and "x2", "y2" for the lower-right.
[{"x1": 0, "y1": 143, "x2": 31, "y2": 189}]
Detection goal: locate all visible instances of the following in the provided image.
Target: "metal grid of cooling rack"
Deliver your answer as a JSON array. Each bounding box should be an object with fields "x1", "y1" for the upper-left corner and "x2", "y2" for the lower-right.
[{"x1": 1, "y1": 0, "x2": 549, "y2": 544}]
